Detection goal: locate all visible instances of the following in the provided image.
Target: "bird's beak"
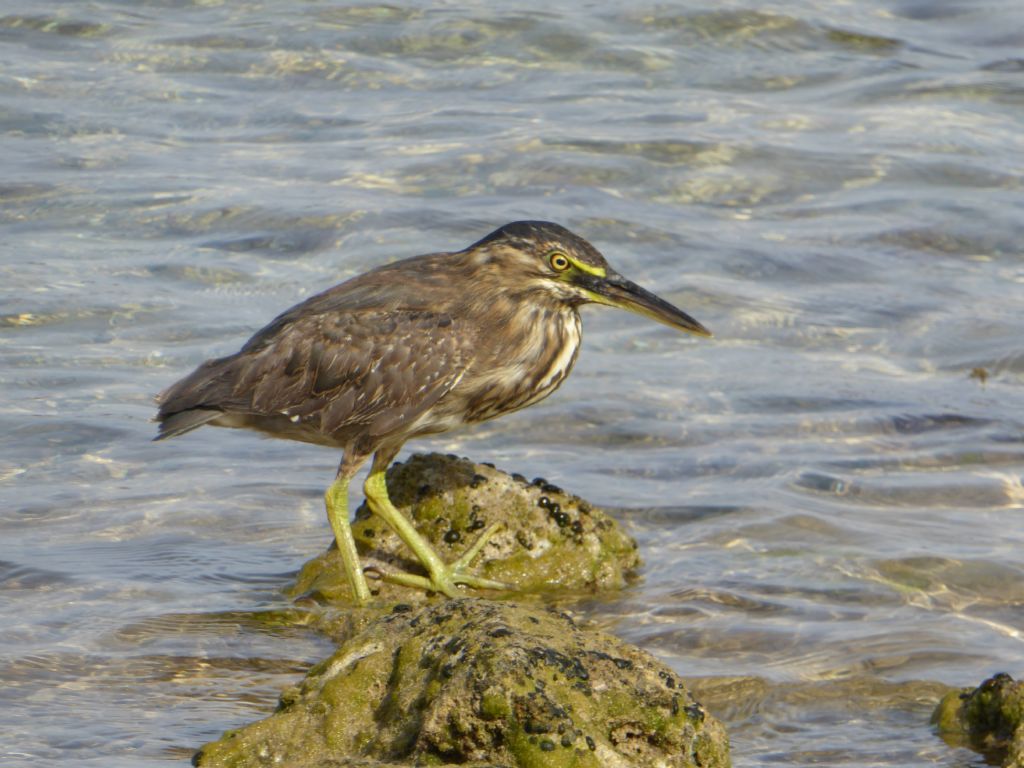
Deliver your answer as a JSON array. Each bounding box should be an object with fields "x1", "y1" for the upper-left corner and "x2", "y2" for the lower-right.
[{"x1": 578, "y1": 270, "x2": 712, "y2": 337}]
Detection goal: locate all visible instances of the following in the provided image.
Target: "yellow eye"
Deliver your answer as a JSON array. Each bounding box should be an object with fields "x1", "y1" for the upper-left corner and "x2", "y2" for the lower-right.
[{"x1": 548, "y1": 251, "x2": 571, "y2": 272}]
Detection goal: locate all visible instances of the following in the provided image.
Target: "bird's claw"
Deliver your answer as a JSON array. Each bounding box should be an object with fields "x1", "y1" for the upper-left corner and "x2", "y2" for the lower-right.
[
  {"x1": 375, "y1": 521, "x2": 509, "y2": 597},
  {"x1": 377, "y1": 569, "x2": 510, "y2": 598}
]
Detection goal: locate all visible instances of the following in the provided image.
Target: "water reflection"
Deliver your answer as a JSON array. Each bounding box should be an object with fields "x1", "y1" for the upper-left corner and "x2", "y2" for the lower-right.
[{"x1": 2, "y1": 0, "x2": 1023, "y2": 766}]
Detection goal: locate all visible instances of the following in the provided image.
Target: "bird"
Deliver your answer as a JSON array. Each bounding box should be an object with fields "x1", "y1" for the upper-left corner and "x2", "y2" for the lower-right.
[{"x1": 155, "y1": 221, "x2": 710, "y2": 604}]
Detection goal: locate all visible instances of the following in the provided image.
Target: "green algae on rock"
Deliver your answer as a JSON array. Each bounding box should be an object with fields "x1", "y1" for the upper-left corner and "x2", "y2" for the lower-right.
[
  {"x1": 193, "y1": 600, "x2": 728, "y2": 768},
  {"x1": 933, "y1": 673, "x2": 1024, "y2": 768},
  {"x1": 290, "y1": 453, "x2": 641, "y2": 604}
]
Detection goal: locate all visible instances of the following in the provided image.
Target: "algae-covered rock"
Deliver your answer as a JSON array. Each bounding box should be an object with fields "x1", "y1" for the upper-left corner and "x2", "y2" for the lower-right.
[
  {"x1": 194, "y1": 600, "x2": 729, "y2": 768},
  {"x1": 933, "y1": 673, "x2": 1024, "y2": 767},
  {"x1": 290, "y1": 453, "x2": 641, "y2": 604}
]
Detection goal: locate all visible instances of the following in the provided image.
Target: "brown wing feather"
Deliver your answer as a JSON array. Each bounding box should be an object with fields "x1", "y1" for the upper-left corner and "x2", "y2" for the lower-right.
[{"x1": 156, "y1": 309, "x2": 471, "y2": 444}]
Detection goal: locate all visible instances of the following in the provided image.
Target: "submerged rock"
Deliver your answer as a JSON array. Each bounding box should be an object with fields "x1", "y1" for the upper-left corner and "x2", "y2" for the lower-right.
[
  {"x1": 193, "y1": 600, "x2": 729, "y2": 768},
  {"x1": 932, "y1": 672, "x2": 1024, "y2": 767},
  {"x1": 290, "y1": 453, "x2": 641, "y2": 604}
]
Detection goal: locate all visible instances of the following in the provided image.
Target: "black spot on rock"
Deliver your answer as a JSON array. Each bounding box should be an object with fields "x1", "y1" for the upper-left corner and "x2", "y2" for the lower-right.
[{"x1": 528, "y1": 646, "x2": 590, "y2": 682}]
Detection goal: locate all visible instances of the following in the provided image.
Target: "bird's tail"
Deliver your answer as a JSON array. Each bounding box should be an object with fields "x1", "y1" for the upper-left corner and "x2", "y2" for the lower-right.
[
  {"x1": 153, "y1": 408, "x2": 220, "y2": 441},
  {"x1": 153, "y1": 354, "x2": 237, "y2": 441}
]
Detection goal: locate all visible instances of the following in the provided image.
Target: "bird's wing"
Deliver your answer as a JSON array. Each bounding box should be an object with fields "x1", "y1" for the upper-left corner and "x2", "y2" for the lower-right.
[{"x1": 219, "y1": 309, "x2": 471, "y2": 438}]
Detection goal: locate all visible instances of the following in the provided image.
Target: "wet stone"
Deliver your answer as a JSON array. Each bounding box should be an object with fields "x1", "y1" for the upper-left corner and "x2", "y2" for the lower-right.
[
  {"x1": 288, "y1": 453, "x2": 642, "y2": 604},
  {"x1": 933, "y1": 672, "x2": 1024, "y2": 768},
  {"x1": 193, "y1": 600, "x2": 729, "y2": 768}
]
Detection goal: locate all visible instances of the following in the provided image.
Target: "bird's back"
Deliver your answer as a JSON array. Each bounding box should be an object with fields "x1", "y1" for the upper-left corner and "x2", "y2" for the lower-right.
[{"x1": 155, "y1": 251, "x2": 475, "y2": 445}]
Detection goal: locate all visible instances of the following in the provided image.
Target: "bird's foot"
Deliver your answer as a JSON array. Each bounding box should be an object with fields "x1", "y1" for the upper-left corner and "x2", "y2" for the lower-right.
[{"x1": 373, "y1": 522, "x2": 510, "y2": 598}]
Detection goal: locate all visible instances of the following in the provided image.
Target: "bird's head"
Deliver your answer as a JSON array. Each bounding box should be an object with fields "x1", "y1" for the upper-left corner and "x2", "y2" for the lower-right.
[{"x1": 464, "y1": 221, "x2": 711, "y2": 337}]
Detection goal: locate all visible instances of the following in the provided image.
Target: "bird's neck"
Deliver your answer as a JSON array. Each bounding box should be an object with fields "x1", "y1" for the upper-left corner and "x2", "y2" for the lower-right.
[
  {"x1": 457, "y1": 290, "x2": 582, "y2": 422},
  {"x1": 466, "y1": 281, "x2": 576, "y2": 354}
]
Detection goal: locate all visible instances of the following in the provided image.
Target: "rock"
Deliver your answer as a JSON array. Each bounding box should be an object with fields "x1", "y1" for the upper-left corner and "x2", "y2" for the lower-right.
[
  {"x1": 289, "y1": 453, "x2": 642, "y2": 604},
  {"x1": 193, "y1": 600, "x2": 729, "y2": 768},
  {"x1": 932, "y1": 673, "x2": 1024, "y2": 767}
]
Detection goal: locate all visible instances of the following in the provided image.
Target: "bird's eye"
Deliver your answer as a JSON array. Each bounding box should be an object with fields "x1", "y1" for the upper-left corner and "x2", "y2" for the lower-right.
[{"x1": 548, "y1": 251, "x2": 571, "y2": 272}]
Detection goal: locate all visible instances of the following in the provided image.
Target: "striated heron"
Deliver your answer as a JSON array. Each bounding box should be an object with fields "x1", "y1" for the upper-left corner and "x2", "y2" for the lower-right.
[{"x1": 155, "y1": 221, "x2": 710, "y2": 603}]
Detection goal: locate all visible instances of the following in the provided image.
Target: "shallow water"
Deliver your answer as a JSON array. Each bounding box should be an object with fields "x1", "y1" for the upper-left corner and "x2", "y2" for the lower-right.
[{"x1": 2, "y1": 0, "x2": 1023, "y2": 765}]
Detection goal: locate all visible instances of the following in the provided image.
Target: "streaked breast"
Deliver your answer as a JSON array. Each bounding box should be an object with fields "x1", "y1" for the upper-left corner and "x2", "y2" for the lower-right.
[{"x1": 459, "y1": 307, "x2": 582, "y2": 423}]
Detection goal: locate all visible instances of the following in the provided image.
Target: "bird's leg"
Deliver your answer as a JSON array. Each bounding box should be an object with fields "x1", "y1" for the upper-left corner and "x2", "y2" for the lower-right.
[
  {"x1": 324, "y1": 463, "x2": 372, "y2": 605},
  {"x1": 362, "y1": 454, "x2": 507, "y2": 597}
]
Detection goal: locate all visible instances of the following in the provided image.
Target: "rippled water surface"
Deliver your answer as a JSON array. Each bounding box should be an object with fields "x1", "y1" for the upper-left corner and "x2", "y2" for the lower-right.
[{"x1": 2, "y1": 1, "x2": 1023, "y2": 765}]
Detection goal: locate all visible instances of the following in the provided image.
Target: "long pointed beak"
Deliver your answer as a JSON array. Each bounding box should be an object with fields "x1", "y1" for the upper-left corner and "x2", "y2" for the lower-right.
[{"x1": 579, "y1": 270, "x2": 712, "y2": 337}]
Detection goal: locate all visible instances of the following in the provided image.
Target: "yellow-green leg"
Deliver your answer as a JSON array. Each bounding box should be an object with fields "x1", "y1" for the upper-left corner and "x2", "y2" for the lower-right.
[
  {"x1": 363, "y1": 455, "x2": 507, "y2": 598},
  {"x1": 325, "y1": 474, "x2": 372, "y2": 604}
]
